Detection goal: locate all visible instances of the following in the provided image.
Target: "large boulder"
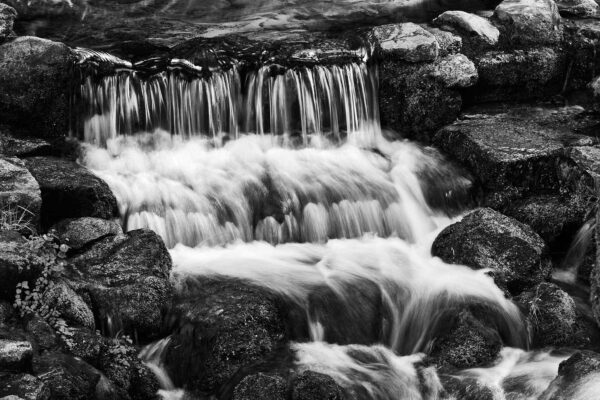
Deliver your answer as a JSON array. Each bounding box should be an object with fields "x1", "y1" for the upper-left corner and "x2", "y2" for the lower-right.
[
  {"x1": 433, "y1": 11, "x2": 500, "y2": 47},
  {"x1": 493, "y1": 0, "x2": 563, "y2": 46},
  {"x1": 0, "y1": 3, "x2": 16, "y2": 43},
  {"x1": 428, "y1": 54, "x2": 478, "y2": 89},
  {"x1": 432, "y1": 208, "x2": 549, "y2": 295},
  {"x1": 67, "y1": 229, "x2": 173, "y2": 341},
  {"x1": 291, "y1": 371, "x2": 344, "y2": 400},
  {"x1": 164, "y1": 278, "x2": 287, "y2": 395},
  {"x1": 369, "y1": 22, "x2": 439, "y2": 62},
  {"x1": 23, "y1": 157, "x2": 118, "y2": 229},
  {"x1": 0, "y1": 37, "x2": 73, "y2": 138},
  {"x1": 0, "y1": 157, "x2": 41, "y2": 231},
  {"x1": 540, "y1": 351, "x2": 600, "y2": 399}
]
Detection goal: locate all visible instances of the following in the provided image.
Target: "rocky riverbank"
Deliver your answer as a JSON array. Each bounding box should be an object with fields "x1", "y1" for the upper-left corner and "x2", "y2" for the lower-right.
[{"x1": 1, "y1": 0, "x2": 600, "y2": 399}]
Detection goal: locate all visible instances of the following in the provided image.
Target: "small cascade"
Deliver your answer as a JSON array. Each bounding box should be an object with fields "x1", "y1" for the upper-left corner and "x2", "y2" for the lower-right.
[
  {"x1": 553, "y1": 218, "x2": 596, "y2": 284},
  {"x1": 74, "y1": 49, "x2": 380, "y2": 146}
]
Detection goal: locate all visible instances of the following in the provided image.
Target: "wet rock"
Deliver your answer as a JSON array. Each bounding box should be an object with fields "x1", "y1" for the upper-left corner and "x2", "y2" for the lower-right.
[
  {"x1": 23, "y1": 157, "x2": 118, "y2": 229},
  {"x1": 433, "y1": 107, "x2": 594, "y2": 207},
  {"x1": 42, "y1": 281, "x2": 95, "y2": 329},
  {"x1": 428, "y1": 54, "x2": 478, "y2": 89},
  {"x1": 165, "y1": 278, "x2": 286, "y2": 394},
  {"x1": 369, "y1": 23, "x2": 439, "y2": 62},
  {"x1": 0, "y1": 340, "x2": 32, "y2": 372},
  {"x1": 421, "y1": 26, "x2": 462, "y2": 56},
  {"x1": 430, "y1": 310, "x2": 502, "y2": 369},
  {"x1": 493, "y1": 0, "x2": 563, "y2": 46},
  {"x1": 503, "y1": 194, "x2": 587, "y2": 247},
  {"x1": 433, "y1": 11, "x2": 500, "y2": 46},
  {"x1": 52, "y1": 217, "x2": 122, "y2": 250},
  {"x1": 0, "y1": 373, "x2": 50, "y2": 400},
  {"x1": 467, "y1": 47, "x2": 564, "y2": 102},
  {"x1": 0, "y1": 157, "x2": 41, "y2": 232},
  {"x1": 67, "y1": 229, "x2": 172, "y2": 341},
  {"x1": 556, "y1": 0, "x2": 599, "y2": 16},
  {"x1": 233, "y1": 373, "x2": 287, "y2": 400},
  {"x1": 432, "y1": 208, "x2": 549, "y2": 295},
  {"x1": 516, "y1": 283, "x2": 580, "y2": 347},
  {"x1": 291, "y1": 371, "x2": 344, "y2": 400},
  {"x1": 0, "y1": 3, "x2": 16, "y2": 43},
  {"x1": 32, "y1": 352, "x2": 101, "y2": 400},
  {"x1": 0, "y1": 133, "x2": 51, "y2": 158},
  {"x1": 0, "y1": 37, "x2": 73, "y2": 138},
  {"x1": 540, "y1": 351, "x2": 600, "y2": 399}
]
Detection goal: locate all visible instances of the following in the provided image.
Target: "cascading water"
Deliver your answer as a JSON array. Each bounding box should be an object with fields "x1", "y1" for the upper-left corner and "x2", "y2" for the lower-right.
[{"x1": 73, "y1": 49, "x2": 584, "y2": 399}]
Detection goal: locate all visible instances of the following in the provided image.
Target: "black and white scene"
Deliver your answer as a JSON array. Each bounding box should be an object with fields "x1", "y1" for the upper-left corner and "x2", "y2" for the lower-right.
[{"x1": 1, "y1": 0, "x2": 600, "y2": 399}]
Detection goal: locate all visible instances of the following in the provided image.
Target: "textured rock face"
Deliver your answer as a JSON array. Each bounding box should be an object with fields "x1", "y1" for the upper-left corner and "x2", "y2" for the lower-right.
[
  {"x1": 52, "y1": 217, "x2": 122, "y2": 250},
  {"x1": 433, "y1": 11, "x2": 500, "y2": 46},
  {"x1": 432, "y1": 208, "x2": 549, "y2": 295},
  {"x1": 369, "y1": 22, "x2": 439, "y2": 62},
  {"x1": 0, "y1": 133, "x2": 51, "y2": 158},
  {"x1": 23, "y1": 157, "x2": 118, "y2": 229},
  {"x1": 0, "y1": 240, "x2": 46, "y2": 301},
  {"x1": 0, "y1": 373, "x2": 50, "y2": 400},
  {"x1": 555, "y1": 0, "x2": 599, "y2": 16},
  {"x1": 67, "y1": 229, "x2": 173, "y2": 341},
  {"x1": 493, "y1": 0, "x2": 563, "y2": 46},
  {"x1": 165, "y1": 278, "x2": 286, "y2": 394},
  {"x1": 0, "y1": 37, "x2": 73, "y2": 138},
  {"x1": 233, "y1": 373, "x2": 287, "y2": 400},
  {"x1": 540, "y1": 351, "x2": 600, "y2": 399},
  {"x1": 291, "y1": 371, "x2": 344, "y2": 400},
  {"x1": 0, "y1": 339, "x2": 33, "y2": 372},
  {"x1": 41, "y1": 281, "x2": 95, "y2": 329},
  {"x1": 0, "y1": 3, "x2": 16, "y2": 43},
  {"x1": 0, "y1": 157, "x2": 41, "y2": 231},
  {"x1": 429, "y1": 54, "x2": 478, "y2": 88}
]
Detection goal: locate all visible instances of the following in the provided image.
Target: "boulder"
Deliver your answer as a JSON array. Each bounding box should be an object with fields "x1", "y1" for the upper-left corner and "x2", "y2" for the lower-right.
[
  {"x1": 493, "y1": 0, "x2": 562, "y2": 46},
  {"x1": 432, "y1": 107, "x2": 595, "y2": 208},
  {"x1": 369, "y1": 23, "x2": 439, "y2": 62},
  {"x1": 233, "y1": 373, "x2": 287, "y2": 400},
  {"x1": 42, "y1": 281, "x2": 95, "y2": 329},
  {"x1": 67, "y1": 229, "x2": 172, "y2": 341},
  {"x1": 24, "y1": 315, "x2": 58, "y2": 352},
  {"x1": 0, "y1": 239, "x2": 47, "y2": 301},
  {"x1": 430, "y1": 310, "x2": 502, "y2": 369},
  {"x1": 0, "y1": 340, "x2": 33, "y2": 372},
  {"x1": 516, "y1": 283, "x2": 581, "y2": 347},
  {"x1": 164, "y1": 278, "x2": 286, "y2": 394},
  {"x1": 0, "y1": 133, "x2": 51, "y2": 158},
  {"x1": 52, "y1": 217, "x2": 122, "y2": 250},
  {"x1": 421, "y1": 26, "x2": 462, "y2": 57},
  {"x1": 428, "y1": 54, "x2": 478, "y2": 89},
  {"x1": 540, "y1": 351, "x2": 600, "y2": 399},
  {"x1": 467, "y1": 48, "x2": 564, "y2": 103},
  {"x1": 31, "y1": 352, "x2": 101, "y2": 400},
  {"x1": 23, "y1": 157, "x2": 118, "y2": 229},
  {"x1": 0, "y1": 157, "x2": 41, "y2": 232},
  {"x1": 0, "y1": 3, "x2": 16, "y2": 43},
  {"x1": 0, "y1": 37, "x2": 73, "y2": 138},
  {"x1": 556, "y1": 0, "x2": 599, "y2": 16},
  {"x1": 433, "y1": 11, "x2": 500, "y2": 46},
  {"x1": 291, "y1": 371, "x2": 344, "y2": 400},
  {"x1": 431, "y1": 208, "x2": 549, "y2": 295},
  {"x1": 0, "y1": 373, "x2": 50, "y2": 400}
]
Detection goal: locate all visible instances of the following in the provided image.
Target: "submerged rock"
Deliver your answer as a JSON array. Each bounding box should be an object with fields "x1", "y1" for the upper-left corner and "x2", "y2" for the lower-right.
[
  {"x1": 52, "y1": 217, "x2": 122, "y2": 250},
  {"x1": 0, "y1": 3, "x2": 16, "y2": 43},
  {"x1": 0, "y1": 37, "x2": 73, "y2": 138},
  {"x1": 23, "y1": 157, "x2": 118, "y2": 229},
  {"x1": 67, "y1": 229, "x2": 172, "y2": 341},
  {"x1": 369, "y1": 22, "x2": 439, "y2": 62},
  {"x1": 540, "y1": 351, "x2": 600, "y2": 399},
  {"x1": 165, "y1": 278, "x2": 286, "y2": 394},
  {"x1": 233, "y1": 373, "x2": 287, "y2": 400},
  {"x1": 0, "y1": 373, "x2": 50, "y2": 400},
  {"x1": 433, "y1": 10, "x2": 500, "y2": 46},
  {"x1": 432, "y1": 208, "x2": 549, "y2": 295},
  {"x1": 0, "y1": 157, "x2": 41, "y2": 231},
  {"x1": 430, "y1": 309, "x2": 502, "y2": 369},
  {"x1": 493, "y1": 0, "x2": 563, "y2": 46}
]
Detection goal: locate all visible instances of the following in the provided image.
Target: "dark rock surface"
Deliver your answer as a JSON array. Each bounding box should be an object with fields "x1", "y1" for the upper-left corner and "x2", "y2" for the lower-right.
[
  {"x1": 0, "y1": 339, "x2": 32, "y2": 372},
  {"x1": 52, "y1": 217, "x2": 122, "y2": 250},
  {"x1": 41, "y1": 281, "x2": 95, "y2": 329},
  {"x1": 0, "y1": 36, "x2": 73, "y2": 138},
  {"x1": 291, "y1": 371, "x2": 344, "y2": 400},
  {"x1": 0, "y1": 238, "x2": 46, "y2": 301},
  {"x1": 0, "y1": 157, "x2": 41, "y2": 231},
  {"x1": 556, "y1": 0, "x2": 599, "y2": 16},
  {"x1": 540, "y1": 351, "x2": 600, "y2": 399},
  {"x1": 233, "y1": 373, "x2": 287, "y2": 400},
  {"x1": 23, "y1": 157, "x2": 118, "y2": 229},
  {"x1": 165, "y1": 278, "x2": 287, "y2": 394},
  {"x1": 0, "y1": 373, "x2": 50, "y2": 400},
  {"x1": 432, "y1": 208, "x2": 549, "y2": 295},
  {"x1": 67, "y1": 229, "x2": 173, "y2": 341},
  {"x1": 0, "y1": 132, "x2": 51, "y2": 158},
  {"x1": 0, "y1": 3, "x2": 16, "y2": 43}
]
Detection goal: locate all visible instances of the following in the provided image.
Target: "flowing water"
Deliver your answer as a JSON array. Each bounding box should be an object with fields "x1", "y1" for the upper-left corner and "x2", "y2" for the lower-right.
[{"x1": 72, "y1": 46, "x2": 591, "y2": 398}]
